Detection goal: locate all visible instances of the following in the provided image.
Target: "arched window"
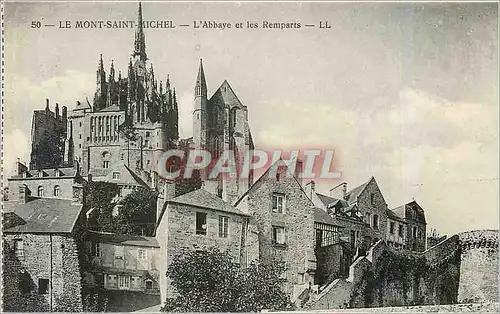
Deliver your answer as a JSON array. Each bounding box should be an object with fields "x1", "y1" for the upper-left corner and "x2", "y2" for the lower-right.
[
  {"x1": 54, "y1": 185, "x2": 60, "y2": 197},
  {"x1": 37, "y1": 186, "x2": 44, "y2": 197}
]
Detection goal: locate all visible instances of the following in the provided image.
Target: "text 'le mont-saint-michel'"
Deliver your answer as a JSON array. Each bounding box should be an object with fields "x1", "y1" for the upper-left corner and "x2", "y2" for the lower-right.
[{"x1": 33, "y1": 20, "x2": 332, "y2": 30}]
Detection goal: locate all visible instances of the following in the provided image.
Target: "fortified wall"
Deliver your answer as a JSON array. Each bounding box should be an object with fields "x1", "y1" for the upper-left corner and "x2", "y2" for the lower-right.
[{"x1": 305, "y1": 229, "x2": 498, "y2": 310}]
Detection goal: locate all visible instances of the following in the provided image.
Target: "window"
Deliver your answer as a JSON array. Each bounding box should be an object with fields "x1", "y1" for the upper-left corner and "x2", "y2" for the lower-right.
[
  {"x1": 272, "y1": 226, "x2": 285, "y2": 245},
  {"x1": 365, "y1": 212, "x2": 371, "y2": 224},
  {"x1": 14, "y1": 239, "x2": 24, "y2": 257},
  {"x1": 219, "y1": 216, "x2": 229, "y2": 238},
  {"x1": 115, "y1": 245, "x2": 124, "y2": 260},
  {"x1": 103, "y1": 161, "x2": 109, "y2": 168},
  {"x1": 79, "y1": 144, "x2": 82, "y2": 148},
  {"x1": 196, "y1": 212, "x2": 207, "y2": 235},
  {"x1": 38, "y1": 278, "x2": 49, "y2": 294},
  {"x1": 389, "y1": 222, "x2": 395, "y2": 234},
  {"x1": 372, "y1": 214, "x2": 379, "y2": 230},
  {"x1": 398, "y1": 225, "x2": 404, "y2": 237},
  {"x1": 138, "y1": 249, "x2": 147, "y2": 260},
  {"x1": 145, "y1": 131, "x2": 150, "y2": 137},
  {"x1": 79, "y1": 134, "x2": 82, "y2": 139},
  {"x1": 91, "y1": 242, "x2": 100, "y2": 257},
  {"x1": 37, "y1": 186, "x2": 44, "y2": 197},
  {"x1": 53, "y1": 185, "x2": 60, "y2": 197},
  {"x1": 144, "y1": 140, "x2": 149, "y2": 148},
  {"x1": 112, "y1": 172, "x2": 120, "y2": 180},
  {"x1": 145, "y1": 280, "x2": 153, "y2": 290},
  {"x1": 370, "y1": 193, "x2": 375, "y2": 205},
  {"x1": 272, "y1": 193, "x2": 285, "y2": 213},
  {"x1": 413, "y1": 226, "x2": 418, "y2": 239},
  {"x1": 118, "y1": 275, "x2": 130, "y2": 289}
]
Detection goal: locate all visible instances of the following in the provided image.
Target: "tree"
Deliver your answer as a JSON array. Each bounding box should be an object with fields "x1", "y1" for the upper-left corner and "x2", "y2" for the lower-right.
[
  {"x1": 161, "y1": 248, "x2": 293, "y2": 312},
  {"x1": 114, "y1": 188, "x2": 158, "y2": 236},
  {"x1": 85, "y1": 181, "x2": 119, "y2": 232}
]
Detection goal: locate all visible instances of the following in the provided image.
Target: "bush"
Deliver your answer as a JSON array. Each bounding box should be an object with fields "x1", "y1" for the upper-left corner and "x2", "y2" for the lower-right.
[{"x1": 161, "y1": 248, "x2": 293, "y2": 312}]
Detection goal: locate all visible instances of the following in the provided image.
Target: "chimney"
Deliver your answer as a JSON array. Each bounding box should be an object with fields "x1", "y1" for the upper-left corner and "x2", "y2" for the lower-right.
[
  {"x1": 18, "y1": 184, "x2": 30, "y2": 204},
  {"x1": 330, "y1": 182, "x2": 347, "y2": 199},
  {"x1": 295, "y1": 159, "x2": 303, "y2": 185},
  {"x1": 304, "y1": 180, "x2": 316, "y2": 199},
  {"x1": 55, "y1": 103, "x2": 60, "y2": 119},
  {"x1": 45, "y1": 98, "x2": 50, "y2": 111},
  {"x1": 15, "y1": 159, "x2": 28, "y2": 176}
]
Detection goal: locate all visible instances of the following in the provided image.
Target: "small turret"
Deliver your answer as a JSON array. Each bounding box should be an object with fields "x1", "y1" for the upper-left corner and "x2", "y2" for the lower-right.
[{"x1": 55, "y1": 103, "x2": 60, "y2": 119}]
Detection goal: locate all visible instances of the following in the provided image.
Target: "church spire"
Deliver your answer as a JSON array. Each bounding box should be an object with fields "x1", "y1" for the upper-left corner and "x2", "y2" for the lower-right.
[
  {"x1": 133, "y1": 2, "x2": 147, "y2": 61},
  {"x1": 195, "y1": 58, "x2": 207, "y2": 98}
]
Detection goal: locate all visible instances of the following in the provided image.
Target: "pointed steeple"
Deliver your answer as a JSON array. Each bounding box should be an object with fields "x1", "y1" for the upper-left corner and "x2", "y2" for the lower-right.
[
  {"x1": 195, "y1": 58, "x2": 207, "y2": 98},
  {"x1": 133, "y1": 2, "x2": 147, "y2": 61},
  {"x1": 109, "y1": 59, "x2": 115, "y2": 82},
  {"x1": 97, "y1": 54, "x2": 105, "y2": 83},
  {"x1": 166, "y1": 74, "x2": 170, "y2": 90}
]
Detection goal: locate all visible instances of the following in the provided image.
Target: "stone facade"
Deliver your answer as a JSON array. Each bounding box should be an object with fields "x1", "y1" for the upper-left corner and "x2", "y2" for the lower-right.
[
  {"x1": 2, "y1": 234, "x2": 83, "y2": 312},
  {"x1": 7, "y1": 162, "x2": 84, "y2": 201},
  {"x1": 156, "y1": 190, "x2": 249, "y2": 300},
  {"x1": 81, "y1": 231, "x2": 161, "y2": 311},
  {"x1": 235, "y1": 162, "x2": 317, "y2": 296}
]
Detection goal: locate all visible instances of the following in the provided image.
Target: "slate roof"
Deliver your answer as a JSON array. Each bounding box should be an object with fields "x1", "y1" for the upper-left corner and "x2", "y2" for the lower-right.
[
  {"x1": 87, "y1": 230, "x2": 159, "y2": 248},
  {"x1": 9, "y1": 167, "x2": 77, "y2": 180},
  {"x1": 208, "y1": 80, "x2": 245, "y2": 109},
  {"x1": 391, "y1": 201, "x2": 426, "y2": 224},
  {"x1": 314, "y1": 207, "x2": 337, "y2": 226},
  {"x1": 344, "y1": 177, "x2": 373, "y2": 204},
  {"x1": 168, "y1": 188, "x2": 249, "y2": 216},
  {"x1": 74, "y1": 100, "x2": 92, "y2": 111},
  {"x1": 316, "y1": 193, "x2": 349, "y2": 208},
  {"x1": 386, "y1": 209, "x2": 406, "y2": 223},
  {"x1": 3, "y1": 198, "x2": 83, "y2": 233}
]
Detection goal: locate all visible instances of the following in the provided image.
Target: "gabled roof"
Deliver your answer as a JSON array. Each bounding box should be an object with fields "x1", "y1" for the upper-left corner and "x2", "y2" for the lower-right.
[
  {"x1": 344, "y1": 177, "x2": 374, "y2": 204},
  {"x1": 74, "y1": 100, "x2": 92, "y2": 111},
  {"x1": 314, "y1": 207, "x2": 337, "y2": 226},
  {"x1": 92, "y1": 164, "x2": 149, "y2": 187},
  {"x1": 316, "y1": 193, "x2": 349, "y2": 208},
  {"x1": 386, "y1": 209, "x2": 406, "y2": 223},
  {"x1": 87, "y1": 230, "x2": 159, "y2": 248},
  {"x1": 3, "y1": 198, "x2": 83, "y2": 234},
  {"x1": 168, "y1": 188, "x2": 249, "y2": 217},
  {"x1": 235, "y1": 159, "x2": 309, "y2": 208},
  {"x1": 9, "y1": 167, "x2": 78, "y2": 180},
  {"x1": 391, "y1": 200, "x2": 426, "y2": 224},
  {"x1": 209, "y1": 80, "x2": 244, "y2": 109},
  {"x1": 99, "y1": 104, "x2": 121, "y2": 112}
]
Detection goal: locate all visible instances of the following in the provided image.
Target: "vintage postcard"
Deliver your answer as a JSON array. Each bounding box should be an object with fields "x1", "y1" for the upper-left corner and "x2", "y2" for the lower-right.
[{"x1": 1, "y1": 0, "x2": 498, "y2": 312}]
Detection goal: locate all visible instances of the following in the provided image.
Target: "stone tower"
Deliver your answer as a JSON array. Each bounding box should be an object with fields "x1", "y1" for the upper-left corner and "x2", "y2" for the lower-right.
[{"x1": 193, "y1": 59, "x2": 208, "y2": 150}]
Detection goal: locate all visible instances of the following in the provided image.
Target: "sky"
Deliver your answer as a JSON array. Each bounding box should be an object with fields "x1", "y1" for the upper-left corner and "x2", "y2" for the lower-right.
[{"x1": 3, "y1": 1, "x2": 498, "y2": 235}]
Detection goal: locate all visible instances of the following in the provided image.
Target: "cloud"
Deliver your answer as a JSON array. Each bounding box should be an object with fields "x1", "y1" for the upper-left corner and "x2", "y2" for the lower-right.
[
  {"x1": 2, "y1": 129, "x2": 30, "y2": 181},
  {"x1": 3, "y1": 70, "x2": 94, "y2": 181},
  {"x1": 252, "y1": 87, "x2": 498, "y2": 235}
]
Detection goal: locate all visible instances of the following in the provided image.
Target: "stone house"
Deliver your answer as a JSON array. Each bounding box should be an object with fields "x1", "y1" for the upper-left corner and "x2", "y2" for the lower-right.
[
  {"x1": 8, "y1": 161, "x2": 85, "y2": 201},
  {"x1": 155, "y1": 188, "x2": 251, "y2": 301},
  {"x1": 235, "y1": 161, "x2": 317, "y2": 299},
  {"x1": 392, "y1": 200, "x2": 427, "y2": 251},
  {"x1": 305, "y1": 181, "x2": 370, "y2": 259},
  {"x1": 385, "y1": 209, "x2": 407, "y2": 249},
  {"x1": 81, "y1": 230, "x2": 161, "y2": 311},
  {"x1": 2, "y1": 184, "x2": 85, "y2": 312},
  {"x1": 330, "y1": 177, "x2": 390, "y2": 244}
]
